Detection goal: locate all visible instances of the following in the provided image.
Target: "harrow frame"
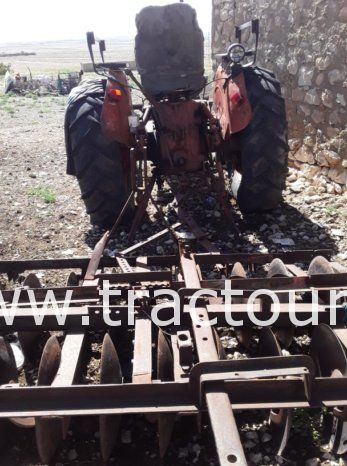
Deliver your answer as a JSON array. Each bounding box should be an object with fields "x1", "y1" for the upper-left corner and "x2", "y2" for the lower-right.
[{"x1": 0, "y1": 243, "x2": 347, "y2": 465}]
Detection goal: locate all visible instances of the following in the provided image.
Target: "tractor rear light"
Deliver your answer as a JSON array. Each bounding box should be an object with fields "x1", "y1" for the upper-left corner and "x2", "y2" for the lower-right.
[
  {"x1": 108, "y1": 88, "x2": 123, "y2": 101},
  {"x1": 230, "y1": 91, "x2": 242, "y2": 105}
]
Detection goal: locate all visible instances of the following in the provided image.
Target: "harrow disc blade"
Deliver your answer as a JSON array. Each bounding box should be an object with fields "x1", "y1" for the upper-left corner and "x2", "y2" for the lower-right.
[
  {"x1": 0, "y1": 337, "x2": 18, "y2": 384},
  {"x1": 10, "y1": 417, "x2": 36, "y2": 429},
  {"x1": 267, "y1": 259, "x2": 294, "y2": 348},
  {"x1": 4, "y1": 334, "x2": 35, "y2": 429},
  {"x1": 308, "y1": 256, "x2": 335, "y2": 275},
  {"x1": 274, "y1": 328, "x2": 295, "y2": 349},
  {"x1": 157, "y1": 330, "x2": 175, "y2": 458},
  {"x1": 258, "y1": 327, "x2": 282, "y2": 357},
  {"x1": 230, "y1": 262, "x2": 247, "y2": 279},
  {"x1": 269, "y1": 409, "x2": 293, "y2": 457},
  {"x1": 310, "y1": 324, "x2": 347, "y2": 378},
  {"x1": 36, "y1": 335, "x2": 62, "y2": 463},
  {"x1": 37, "y1": 335, "x2": 61, "y2": 385},
  {"x1": 99, "y1": 333, "x2": 122, "y2": 462},
  {"x1": 234, "y1": 328, "x2": 252, "y2": 349},
  {"x1": 212, "y1": 328, "x2": 226, "y2": 360},
  {"x1": 66, "y1": 272, "x2": 80, "y2": 287},
  {"x1": 36, "y1": 418, "x2": 63, "y2": 464},
  {"x1": 18, "y1": 273, "x2": 42, "y2": 360},
  {"x1": 259, "y1": 328, "x2": 292, "y2": 456},
  {"x1": 310, "y1": 324, "x2": 347, "y2": 454},
  {"x1": 268, "y1": 258, "x2": 290, "y2": 278},
  {"x1": 230, "y1": 263, "x2": 253, "y2": 349},
  {"x1": 157, "y1": 330, "x2": 174, "y2": 382},
  {"x1": 158, "y1": 412, "x2": 176, "y2": 459},
  {"x1": 0, "y1": 336, "x2": 19, "y2": 447},
  {"x1": 308, "y1": 256, "x2": 335, "y2": 303},
  {"x1": 23, "y1": 273, "x2": 42, "y2": 289}
]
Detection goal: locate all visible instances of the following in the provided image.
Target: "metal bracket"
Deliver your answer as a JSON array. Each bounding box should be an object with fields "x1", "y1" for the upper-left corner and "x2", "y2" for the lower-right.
[
  {"x1": 189, "y1": 356, "x2": 316, "y2": 407},
  {"x1": 177, "y1": 331, "x2": 193, "y2": 371},
  {"x1": 235, "y1": 19, "x2": 259, "y2": 66}
]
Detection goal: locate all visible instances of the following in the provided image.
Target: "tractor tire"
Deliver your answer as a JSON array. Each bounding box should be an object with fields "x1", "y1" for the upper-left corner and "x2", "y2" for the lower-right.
[
  {"x1": 231, "y1": 66, "x2": 288, "y2": 214},
  {"x1": 65, "y1": 79, "x2": 130, "y2": 228}
]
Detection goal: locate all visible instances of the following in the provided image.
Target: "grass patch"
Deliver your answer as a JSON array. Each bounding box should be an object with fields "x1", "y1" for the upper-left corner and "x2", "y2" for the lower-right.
[
  {"x1": 0, "y1": 63, "x2": 10, "y2": 75},
  {"x1": 324, "y1": 204, "x2": 341, "y2": 217},
  {"x1": 25, "y1": 93, "x2": 38, "y2": 100},
  {"x1": 2, "y1": 105, "x2": 15, "y2": 115},
  {"x1": 0, "y1": 92, "x2": 14, "y2": 100},
  {"x1": 0, "y1": 102, "x2": 16, "y2": 116},
  {"x1": 29, "y1": 186, "x2": 56, "y2": 203},
  {"x1": 292, "y1": 408, "x2": 322, "y2": 446}
]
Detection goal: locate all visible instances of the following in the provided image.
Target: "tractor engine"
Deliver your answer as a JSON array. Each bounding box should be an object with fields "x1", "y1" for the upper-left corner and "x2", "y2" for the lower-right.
[
  {"x1": 151, "y1": 100, "x2": 210, "y2": 174},
  {"x1": 135, "y1": 3, "x2": 210, "y2": 174}
]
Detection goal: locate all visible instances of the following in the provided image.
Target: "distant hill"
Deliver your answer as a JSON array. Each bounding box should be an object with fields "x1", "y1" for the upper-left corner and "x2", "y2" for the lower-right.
[{"x1": 0, "y1": 51, "x2": 36, "y2": 57}]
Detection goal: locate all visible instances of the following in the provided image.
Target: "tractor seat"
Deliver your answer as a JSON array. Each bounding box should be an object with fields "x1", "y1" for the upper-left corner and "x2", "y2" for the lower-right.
[{"x1": 135, "y1": 3, "x2": 205, "y2": 97}]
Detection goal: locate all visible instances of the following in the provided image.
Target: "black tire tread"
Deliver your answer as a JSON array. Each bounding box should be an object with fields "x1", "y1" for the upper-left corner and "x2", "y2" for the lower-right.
[
  {"x1": 235, "y1": 66, "x2": 288, "y2": 213},
  {"x1": 65, "y1": 79, "x2": 130, "y2": 227}
]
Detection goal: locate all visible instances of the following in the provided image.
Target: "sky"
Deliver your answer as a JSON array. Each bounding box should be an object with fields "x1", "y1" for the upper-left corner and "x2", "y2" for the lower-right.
[{"x1": 0, "y1": 0, "x2": 211, "y2": 43}]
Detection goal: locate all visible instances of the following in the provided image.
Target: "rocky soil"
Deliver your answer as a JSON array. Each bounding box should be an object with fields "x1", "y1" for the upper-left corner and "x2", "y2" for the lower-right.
[
  {"x1": 0, "y1": 92, "x2": 346, "y2": 466},
  {"x1": 213, "y1": 0, "x2": 347, "y2": 194}
]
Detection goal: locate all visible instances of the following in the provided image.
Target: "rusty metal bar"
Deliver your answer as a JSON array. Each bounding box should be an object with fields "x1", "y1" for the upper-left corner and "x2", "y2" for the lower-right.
[
  {"x1": 180, "y1": 246, "x2": 247, "y2": 465},
  {"x1": 132, "y1": 318, "x2": 152, "y2": 384},
  {"x1": 84, "y1": 233, "x2": 110, "y2": 280},
  {"x1": 285, "y1": 263, "x2": 307, "y2": 277},
  {"x1": 195, "y1": 250, "x2": 332, "y2": 265},
  {"x1": 171, "y1": 334, "x2": 186, "y2": 381},
  {"x1": 0, "y1": 306, "x2": 133, "y2": 331},
  {"x1": 120, "y1": 223, "x2": 181, "y2": 255},
  {"x1": 53, "y1": 332, "x2": 86, "y2": 386},
  {"x1": 1, "y1": 302, "x2": 345, "y2": 332},
  {"x1": 96, "y1": 270, "x2": 172, "y2": 283},
  {"x1": 0, "y1": 377, "x2": 346, "y2": 417},
  {"x1": 0, "y1": 250, "x2": 332, "y2": 275},
  {"x1": 201, "y1": 273, "x2": 347, "y2": 290},
  {"x1": 0, "y1": 286, "x2": 100, "y2": 303},
  {"x1": 0, "y1": 255, "x2": 178, "y2": 274}
]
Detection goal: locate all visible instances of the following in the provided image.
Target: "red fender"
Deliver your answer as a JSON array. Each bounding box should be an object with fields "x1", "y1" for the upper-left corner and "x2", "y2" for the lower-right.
[
  {"x1": 101, "y1": 71, "x2": 132, "y2": 147},
  {"x1": 212, "y1": 66, "x2": 252, "y2": 139}
]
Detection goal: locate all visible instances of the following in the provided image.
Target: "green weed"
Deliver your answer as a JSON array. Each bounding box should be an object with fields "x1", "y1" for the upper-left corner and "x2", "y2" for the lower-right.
[
  {"x1": 29, "y1": 186, "x2": 56, "y2": 204},
  {"x1": 324, "y1": 204, "x2": 340, "y2": 216},
  {"x1": 1, "y1": 105, "x2": 15, "y2": 115}
]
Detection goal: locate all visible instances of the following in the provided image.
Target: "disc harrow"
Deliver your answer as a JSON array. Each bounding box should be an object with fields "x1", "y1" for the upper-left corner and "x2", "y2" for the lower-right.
[{"x1": 0, "y1": 246, "x2": 346, "y2": 465}]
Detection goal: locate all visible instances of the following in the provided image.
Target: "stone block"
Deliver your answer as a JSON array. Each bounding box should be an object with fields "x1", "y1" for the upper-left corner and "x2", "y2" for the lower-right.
[
  {"x1": 292, "y1": 87, "x2": 305, "y2": 101},
  {"x1": 298, "y1": 66, "x2": 314, "y2": 86},
  {"x1": 287, "y1": 59, "x2": 299, "y2": 75},
  {"x1": 328, "y1": 167, "x2": 347, "y2": 185},
  {"x1": 321, "y1": 89, "x2": 334, "y2": 108},
  {"x1": 328, "y1": 69, "x2": 343, "y2": 85},
  {"x1": 305, "y1": 89, "x2": 321, "y2": 106},
  {"x1": 295, "y1": 146, "x2": 315, "y2": 164},
  {"x1": 315, "y1": 56, "x2": 330, "y2": 71},
  {"x1": 338, "y1": 6, "x2": 347, "y2": 22},
  {"x1": 315, "y1": 151, "x2": 329, "y2": 167},
  {"x1": 312, "y1": 110, "x2": 324, "y2": 124}
]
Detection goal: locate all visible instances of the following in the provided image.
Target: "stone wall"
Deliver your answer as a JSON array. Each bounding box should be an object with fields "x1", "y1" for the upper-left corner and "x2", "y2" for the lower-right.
[{"x1": 212, "y1": 0, "x2": 347, "y2": 194}]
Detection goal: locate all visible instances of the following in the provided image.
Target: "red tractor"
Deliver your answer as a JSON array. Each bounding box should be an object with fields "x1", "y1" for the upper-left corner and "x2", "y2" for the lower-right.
[{"x1": 65, "y1": 2, "x2": 288, "y2": 229}]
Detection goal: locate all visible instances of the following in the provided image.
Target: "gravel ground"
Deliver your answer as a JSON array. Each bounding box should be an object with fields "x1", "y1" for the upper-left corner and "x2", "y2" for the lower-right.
[{"x1": 0, "y1": 91, "x2": 346, "y2": 466}]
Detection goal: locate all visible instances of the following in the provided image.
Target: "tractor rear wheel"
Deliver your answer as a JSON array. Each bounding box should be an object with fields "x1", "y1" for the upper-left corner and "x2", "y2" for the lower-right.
[
  {"x1": 65, "y1": 79, "x2": 130, "y2": 228},
  {"x1": 230, "y1": 67, "x2": 288, "y2": 213}
]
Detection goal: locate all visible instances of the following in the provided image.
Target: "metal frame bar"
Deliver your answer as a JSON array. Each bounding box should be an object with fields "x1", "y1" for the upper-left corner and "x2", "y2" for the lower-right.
[{"x1": 0, "y1": 246, "x2": 346, "y2": 465}]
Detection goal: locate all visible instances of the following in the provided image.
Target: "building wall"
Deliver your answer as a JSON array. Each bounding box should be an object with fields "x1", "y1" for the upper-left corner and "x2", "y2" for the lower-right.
[{"x1": 212, "y1": 0, "x2": 347, "y2": 193}]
